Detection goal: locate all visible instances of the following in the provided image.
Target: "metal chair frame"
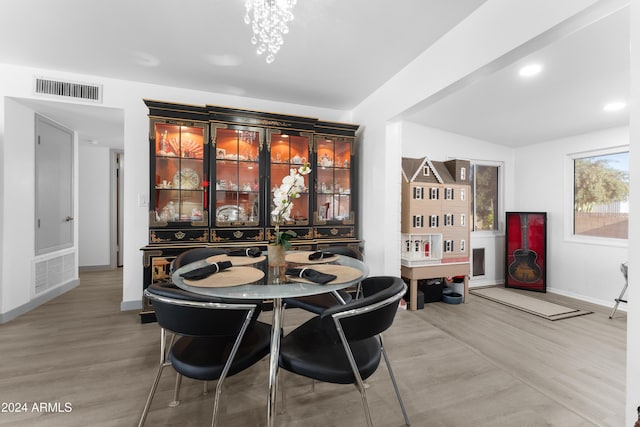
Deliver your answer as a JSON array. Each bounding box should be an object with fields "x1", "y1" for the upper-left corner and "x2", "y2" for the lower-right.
[
  {"x1": 330, "y1": 284, "x2": 411, "y2": 426},
  {"x1": 609, "y1": 262, "x2": 628, "y2": 319}
]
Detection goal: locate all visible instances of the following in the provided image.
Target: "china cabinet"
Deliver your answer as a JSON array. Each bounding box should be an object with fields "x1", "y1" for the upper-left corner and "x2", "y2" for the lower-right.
[
  {"x1": 140, "y1": 100, "x2": 360, "y2": 322},
  {"x1": 313, "y1": 121, "x2": 358, "y2": 240}
]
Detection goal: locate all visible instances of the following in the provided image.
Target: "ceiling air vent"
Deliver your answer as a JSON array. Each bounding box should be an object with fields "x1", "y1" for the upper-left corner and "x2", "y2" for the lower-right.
[{"x1": 34, "y1": 77, "x2": 103, "y2": 103}]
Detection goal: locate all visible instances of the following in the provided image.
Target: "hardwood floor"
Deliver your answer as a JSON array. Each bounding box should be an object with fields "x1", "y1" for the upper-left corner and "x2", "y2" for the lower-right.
[{"x1": 0, "y1": 269, "x2": 626, "y2": 426}]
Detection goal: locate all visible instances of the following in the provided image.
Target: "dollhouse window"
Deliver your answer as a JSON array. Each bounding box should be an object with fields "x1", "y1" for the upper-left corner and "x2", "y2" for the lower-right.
[
  {"x1": 460, "y1": 189, "x2": 466, "y2": 201},
  {"x1": 460, "y1": 214, "x2": 466, "y2": 226},
  {"x1": 460, "y1": 167, "x2": 466, "y2": 180},
  {"x1": 445, "y1": 188, "x2": 454, "y2": 200},
  {"x1": 413, "y1": 215, "x2": 424, "y2": 228},
  {"x1": 413, "y1": 186, "x2": 424, "y2": 199},
  {"x1": 429, "y1": 215, "x2": 439, "y2": 228},
  {"x1": 444, "y1": 214, "x2": 454, "y2": 226},
  {"x1": 423, "y1": 166, "x2": 430, "y2": 176},
  {"x1": 405, "y1": 240, "x2": 411, "y2": 252},
  {"x1": 429, "y1": 188, "x2": 439, "y2": 199},
  {"x1": 460, "y1": 239, "x2": 466, "y2": 252},
  {"x1": 444, "y1": 240, "x2": 454, "y2": 252}
]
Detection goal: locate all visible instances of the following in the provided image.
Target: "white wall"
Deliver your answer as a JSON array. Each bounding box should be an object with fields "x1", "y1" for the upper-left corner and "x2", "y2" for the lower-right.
[
  {"x1": 401, "y1": 122, "x2": 516, "y2": 287},
  {"x1": 78, "y1": 144, "x2": 111, "y2": 268},
  {"x1": 514, "y1": 127, "x2": 628, "y2": 305},
  {"x1": 1, "y1": 99, "x2": 39, "y2": 313},
  {"x1": 626, "y1": 0, "x2": 639, "y2": 422},
  {"x1": 1, "y1": 98, "x2": 80, "y2": 317}
]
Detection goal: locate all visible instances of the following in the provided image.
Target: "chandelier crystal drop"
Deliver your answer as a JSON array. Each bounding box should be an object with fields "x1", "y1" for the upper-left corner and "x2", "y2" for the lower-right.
[{"x1": 244, "y1": 0, "x2": 297, "y2": 64}]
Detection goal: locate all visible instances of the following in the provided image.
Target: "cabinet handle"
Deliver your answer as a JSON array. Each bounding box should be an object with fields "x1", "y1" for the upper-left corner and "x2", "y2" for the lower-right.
[{"x1": 65, "y1": 216, "x2": 74, "y2": 222}]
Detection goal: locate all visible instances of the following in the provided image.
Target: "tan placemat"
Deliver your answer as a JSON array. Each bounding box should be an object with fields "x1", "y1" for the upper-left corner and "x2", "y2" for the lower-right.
[
  {"x1": 183, "y1": 266, "x2": 265, "y2": 287},
  {"x1": 287, "y1": 264, "x2": 362, "y2": 285},
  {"x1": 285, "y1": 251, "x2": 339, "y2": 265},
  {"x1": 205, "y1": 254, "x2": 266, "y2": 266}
]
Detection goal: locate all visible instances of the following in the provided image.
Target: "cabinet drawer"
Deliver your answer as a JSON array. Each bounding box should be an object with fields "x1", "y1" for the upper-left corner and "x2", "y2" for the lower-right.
[
  {"x1": 149, "y1": 229, "x2": 209, "y2": 243},
  {"x1": 211, "y1": 228, "x2": 265, "y2": 243},
  {"x1": 266, "y1": 226, "x2": 314, "y2": 241},
  {"x1": 314, "y1": 226, "x2": 355, "y2": 239}
]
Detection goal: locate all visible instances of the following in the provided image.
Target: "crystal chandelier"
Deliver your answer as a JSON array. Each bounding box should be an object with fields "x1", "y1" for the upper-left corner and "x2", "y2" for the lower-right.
[{"x1": 244, "y1": 0, "x2": 297, "y2": 64}]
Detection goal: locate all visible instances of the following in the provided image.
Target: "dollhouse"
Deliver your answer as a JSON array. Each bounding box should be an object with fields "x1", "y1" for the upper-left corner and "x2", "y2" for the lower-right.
[{"x1": 400, "y1": 156, "x2": 471, "y2": 309}]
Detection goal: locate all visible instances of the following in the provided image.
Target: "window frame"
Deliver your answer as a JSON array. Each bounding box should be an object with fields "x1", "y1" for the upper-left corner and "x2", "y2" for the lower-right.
[{"x1": 564, "y1": 146, "x2": 629, "y2": 247}]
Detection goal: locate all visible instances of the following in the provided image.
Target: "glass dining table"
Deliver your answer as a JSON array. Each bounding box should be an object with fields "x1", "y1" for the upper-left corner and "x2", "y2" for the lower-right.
[{"x1": 171, "y1": 251, "x2": 369, "y2": 427}]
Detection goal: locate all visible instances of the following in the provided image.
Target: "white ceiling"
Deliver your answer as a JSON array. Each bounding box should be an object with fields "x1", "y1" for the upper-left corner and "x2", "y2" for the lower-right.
[
  {"x1": 0, "y1": 1, "x2": 630, "y2": 148},
  {"x1": 405, "y1": 5, "x2": 630, "y2": 147}
]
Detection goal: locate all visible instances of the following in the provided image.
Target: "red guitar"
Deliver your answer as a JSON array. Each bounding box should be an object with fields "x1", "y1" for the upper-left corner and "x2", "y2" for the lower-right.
[{"x1": 508, "y1": 214, "x2": 541, "y2": 283}]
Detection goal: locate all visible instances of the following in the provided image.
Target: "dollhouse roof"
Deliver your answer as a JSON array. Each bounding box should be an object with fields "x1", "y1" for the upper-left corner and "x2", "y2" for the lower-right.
[{"x1": 402, "y1": 156, "x2": 458, "y2": 184}]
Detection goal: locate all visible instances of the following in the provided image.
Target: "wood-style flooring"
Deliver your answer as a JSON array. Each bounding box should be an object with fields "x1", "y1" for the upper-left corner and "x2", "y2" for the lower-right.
[{"x1": 0, "y1": 269, "x2": 626, "y2": 426}]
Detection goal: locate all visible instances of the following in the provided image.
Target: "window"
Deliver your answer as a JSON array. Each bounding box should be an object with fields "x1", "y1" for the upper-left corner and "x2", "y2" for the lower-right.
[
  {"x1": 460, "y1": 188, "x2": 465, "y2": 201},
  {"x1": 429, "y1": 215, "x2": 439, "y2": 228},
  {"x1": 445, "y1": 188, "x2": 453, "y2": 200},
  {"x1": 413, "y1": 215, "x2": 424, "y2": 228},
  {"x1": 470, "y1": 163, "x2": 500, "y2": 231},
  {"x1": 444, "y1": 240, "x2": 454, "y2": 252},
  {"x1": 572, "y1": 149, "x2": 628, "y2": 240},
  {"x1": 460, "y1": 167, "x2": 466, "y2": 180},
  {"x1": 460, "y1": 239, "x2": 466, "y2": 252},
  {"x1": 413, "y1": 186, "x2": 424, "y2": 199},
  {"x1": 423, "y1": 166, "x2": 430, "y2": 176},
  {"x1": 444, "y1": 213, "x2": 454, "y2": 226},
  {"x1": 429, "y1": 187, "x2": 439, "y2": 200},
  {"x1": 460, "y1": 214, "x2": 466, "y2": 226}
]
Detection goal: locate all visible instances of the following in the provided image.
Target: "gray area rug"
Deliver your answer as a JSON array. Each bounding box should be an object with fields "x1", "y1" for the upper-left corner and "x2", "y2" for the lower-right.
[{"x1": 470, "y1": 287, "x2": 593, "y2": 321}]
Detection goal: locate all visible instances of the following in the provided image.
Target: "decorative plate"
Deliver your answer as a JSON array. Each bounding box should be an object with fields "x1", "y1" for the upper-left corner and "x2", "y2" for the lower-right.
[{"x1": 173, "y1": 168, "x2": 200, "y2": 190}]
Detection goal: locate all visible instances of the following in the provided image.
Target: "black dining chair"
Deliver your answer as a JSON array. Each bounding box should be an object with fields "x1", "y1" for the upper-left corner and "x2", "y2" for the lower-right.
[
  {"x1": 138, "y1": 283, "x2": 271, "y2": 427},
  {"x1": 278, "y1": 276, "x2": 410, "y2": 426},
  {"x1": 283, "y1": 246, "x2": 363, "y2": 314}
]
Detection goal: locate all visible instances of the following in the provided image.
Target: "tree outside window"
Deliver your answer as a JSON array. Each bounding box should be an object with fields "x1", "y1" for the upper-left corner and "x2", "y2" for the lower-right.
[
  {"x1": 573, "y1": 151, "x2": 628, "y2": 239},
  {"x1": 470, "y1": 164, "x2": 499, "y2": 231}
]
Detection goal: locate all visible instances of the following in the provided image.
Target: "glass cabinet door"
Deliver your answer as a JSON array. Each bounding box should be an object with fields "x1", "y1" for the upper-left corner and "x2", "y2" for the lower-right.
[
  {"x1": 213, "y1": 127, "x2": 262, "y2": 226},
  {"x1": 153, "y1": 122, "x2": 207, "y2": 224},
  {"x1": 269, "y1": 132, "x2": 311, "y2": 225},
  {"x1": 315, "y1": 136, "x2": 352, "y2": 223}
]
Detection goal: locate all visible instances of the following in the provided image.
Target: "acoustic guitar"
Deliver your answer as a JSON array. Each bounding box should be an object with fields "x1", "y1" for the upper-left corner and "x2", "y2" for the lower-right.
[{"x1": 508, "y1": 214, "x2": 541, "y2": 283}]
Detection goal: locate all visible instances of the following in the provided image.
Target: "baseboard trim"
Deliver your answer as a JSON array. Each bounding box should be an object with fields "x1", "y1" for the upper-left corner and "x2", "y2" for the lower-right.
[
  {"x1": 0, "y1": 279, "x2": 80, "y2": 324},
  {"x1": 79, "y1": 265, "x2": 115, "y2": 272},
  {"x1": 121, "y1": 299, "x2": 142, "y2": 312},
  {"x1": 547, "y1": 287, "x2": 620, "y2": 310}
]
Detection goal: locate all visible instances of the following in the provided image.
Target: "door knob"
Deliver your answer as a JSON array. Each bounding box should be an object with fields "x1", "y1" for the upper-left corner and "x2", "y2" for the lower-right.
[{"x1": 65, "y1": 216, "x2": 74, "y2": 222}]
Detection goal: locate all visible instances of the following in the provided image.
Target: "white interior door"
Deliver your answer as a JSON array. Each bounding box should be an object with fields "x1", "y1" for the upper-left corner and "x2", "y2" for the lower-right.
[{"x1": 35, "y1": 114, "x2": 74, "y2": 255}]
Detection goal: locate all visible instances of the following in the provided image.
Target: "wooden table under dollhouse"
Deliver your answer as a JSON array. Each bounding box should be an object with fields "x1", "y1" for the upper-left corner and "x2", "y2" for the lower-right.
[{"x1": 401, "y1": 262, "x2": 469, "y2": 311}]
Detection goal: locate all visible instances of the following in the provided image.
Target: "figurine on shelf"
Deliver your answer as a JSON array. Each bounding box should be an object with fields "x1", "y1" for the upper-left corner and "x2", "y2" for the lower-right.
[
  {"x1": 163, "y1": 201, "x2": 176, "y2": 221},
  {"x1": 191, "y1": 208, "x2": 203, "y2": 221},
  {"x1": 320, "y1": 153, "x2": 332, "y2": 167},
  {"x1": 158, "y1": 130, "x2": 175, "y2": 156}
]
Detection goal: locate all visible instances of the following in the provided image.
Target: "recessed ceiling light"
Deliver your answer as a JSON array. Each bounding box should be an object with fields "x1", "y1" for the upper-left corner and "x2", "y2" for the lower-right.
[
  {"x1": 603, "y1": 101, "x2": 627, "y2": 112},
  {"x1": 519, "y1": 63, "x2": 542, "y2": 77}
]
